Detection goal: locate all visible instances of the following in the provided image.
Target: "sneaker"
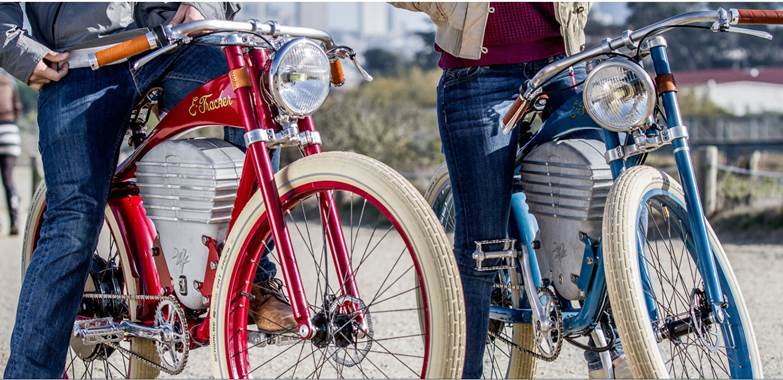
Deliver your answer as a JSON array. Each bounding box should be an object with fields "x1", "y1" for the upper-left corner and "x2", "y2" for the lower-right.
[
  {"x1": 9, "y1": 225, "x2": 18, "y2": 236},
  {"x1": 248, "y1": 278, "x2": 297, "y2": 333},
  {"x1": 588, "y1": 355, "x2": 633, "y2": 379}
]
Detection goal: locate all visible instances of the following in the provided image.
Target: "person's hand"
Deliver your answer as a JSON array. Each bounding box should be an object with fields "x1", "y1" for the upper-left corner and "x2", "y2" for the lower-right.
[
  {"x1": 169, "y1": 4, "x2": 205, "y2": 26},
  {"x1": 28, "y1": 51, "x2": 69, "y2": 90}
]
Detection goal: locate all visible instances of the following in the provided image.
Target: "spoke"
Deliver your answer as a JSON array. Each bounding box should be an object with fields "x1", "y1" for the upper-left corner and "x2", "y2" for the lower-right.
[
  {"x1": 370, "y1": 306, "x2": 423, "y2": 314},
  {"x1": 352, "y1": 220, "x2": 390, "y2": 275},
  {"x1": 366, "y1": 247, "x2": 408, "y2": 305},
  {"x1": 357, "y1": 332, "x2": 424, "y2": 343},
  {"x1": 248, "y1": 337, "x2": 306, "y2": 375},
  {"x1": 363, "y1": 354, "x2": 392, "y2": 379},
  {"x1": 351, "y1": 199, "x2": 368, "y2": 253},
  {"x1": 369, "y1": 338, "x2": 421, "y2": 377},
  {"x1": 358, "y1": 224, "x2": 396, "y2": 269},
  {"x1": 274, "y1": 342, "x2": 316, "y2": 379},
  {"x1": 366, "y1": 349, "x2": 423, "y2": 359},
  {"x1": 366, "y1": 286, "x2": 420, "y2": 309}
]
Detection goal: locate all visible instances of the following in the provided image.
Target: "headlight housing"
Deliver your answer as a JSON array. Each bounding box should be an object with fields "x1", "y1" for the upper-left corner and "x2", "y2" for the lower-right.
[
  {"x1": 269, "y1": 38, "x2": 331, "y2": 117},
  {"x1": 583, "y1": 59, "x2": 656, "y2": 132}
]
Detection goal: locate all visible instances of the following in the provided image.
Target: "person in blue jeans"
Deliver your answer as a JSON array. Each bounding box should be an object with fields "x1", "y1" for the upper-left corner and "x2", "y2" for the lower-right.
[
  {"x1": 395, "y1": 2, "x2": 631, "y2": 378},
  {"x1": 0, "y1": 3, "x2": 293, "y2": 377}
]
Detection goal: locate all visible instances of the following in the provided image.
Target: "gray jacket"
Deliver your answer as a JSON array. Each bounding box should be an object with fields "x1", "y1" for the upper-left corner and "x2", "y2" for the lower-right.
[{"x1": 0, "y1": 2, "x2": 240, "y2": 82}]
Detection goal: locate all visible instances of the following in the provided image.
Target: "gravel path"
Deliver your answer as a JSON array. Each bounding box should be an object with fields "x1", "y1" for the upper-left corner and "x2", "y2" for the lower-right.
[
  {"x1": 0, "y1": 167, "x2": 780, "y2": 377},
  {"x1": 2, "y1": 237, "x2": 780, "y2": 377}
]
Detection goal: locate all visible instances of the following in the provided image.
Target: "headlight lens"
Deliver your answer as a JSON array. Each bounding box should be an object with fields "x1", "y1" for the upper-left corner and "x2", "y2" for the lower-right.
[
  {"x1": 269, "y1": 38, "x2": 331, "y2": 117},
  {"x1": 583, "y1": 60, "x2": 655, "y2": 132}
]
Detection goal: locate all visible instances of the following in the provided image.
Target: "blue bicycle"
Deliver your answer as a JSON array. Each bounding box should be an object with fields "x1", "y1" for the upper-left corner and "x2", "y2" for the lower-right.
[{"x1": 426, "y1": 7, "x2": 777, "y2": 378}]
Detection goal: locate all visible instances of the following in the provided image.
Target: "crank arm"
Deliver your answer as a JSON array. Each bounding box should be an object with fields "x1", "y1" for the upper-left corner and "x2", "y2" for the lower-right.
[{"x1": 521, "y1": 248, "x2": 551, "y2": 328}]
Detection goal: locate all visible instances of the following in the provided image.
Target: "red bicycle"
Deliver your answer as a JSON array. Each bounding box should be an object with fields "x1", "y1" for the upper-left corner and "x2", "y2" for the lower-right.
[{"x1": 21, "y1": 20, "x2": 464, "y2": 378}]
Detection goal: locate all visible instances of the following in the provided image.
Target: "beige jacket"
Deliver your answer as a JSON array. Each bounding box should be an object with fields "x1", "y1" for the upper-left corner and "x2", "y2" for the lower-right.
[{"x1": 392, "y1": 2, "x2": 591, "y2": 59}]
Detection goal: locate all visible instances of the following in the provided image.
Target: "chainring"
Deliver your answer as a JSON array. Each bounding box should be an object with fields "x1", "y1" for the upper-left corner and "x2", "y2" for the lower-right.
[
  {"x1": 487, "y1": 287, "x2": 564, "y2": 362},
  {"x1": 80, "y1": 293, "x2": 190, "y2": 375}
]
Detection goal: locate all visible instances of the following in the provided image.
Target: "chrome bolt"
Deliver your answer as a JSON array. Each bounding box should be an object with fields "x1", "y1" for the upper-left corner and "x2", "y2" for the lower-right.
[{"x1": 298, "y1": 324, "x2": 311, "y2": 338}]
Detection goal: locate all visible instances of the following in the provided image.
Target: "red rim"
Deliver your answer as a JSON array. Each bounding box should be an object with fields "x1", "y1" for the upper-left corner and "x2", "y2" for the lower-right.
[{"x1": 220, "y1": 180, "x2": 432, "y2": 378}]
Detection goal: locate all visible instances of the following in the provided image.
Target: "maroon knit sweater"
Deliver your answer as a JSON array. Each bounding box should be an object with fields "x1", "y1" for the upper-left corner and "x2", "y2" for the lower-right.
[{"x1": 437, "y1": 2, "x2": 565, "y2": 69}]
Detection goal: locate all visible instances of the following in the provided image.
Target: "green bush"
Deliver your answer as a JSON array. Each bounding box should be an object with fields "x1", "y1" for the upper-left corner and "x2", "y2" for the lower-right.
[{"x1": 305, "y1": 68, "x2": 443, "y2": 174}]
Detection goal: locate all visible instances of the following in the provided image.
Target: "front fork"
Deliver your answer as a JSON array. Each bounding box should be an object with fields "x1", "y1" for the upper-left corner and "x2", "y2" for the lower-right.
[
  {"x1": 648, "y1": 43, "x2": 726, "y2": 323},
  {"x1": 226, "y1": 46, "x2": 364, "y2": 339}
]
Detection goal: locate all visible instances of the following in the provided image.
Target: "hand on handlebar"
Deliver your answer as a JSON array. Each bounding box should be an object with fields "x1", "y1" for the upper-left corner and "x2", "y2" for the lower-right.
[
  {"x1": 169, "y1": 4, "x2": 205, "y2": 26},
  {"x1": 28, "y1": 51, "x2": 70, "y2": 90}
]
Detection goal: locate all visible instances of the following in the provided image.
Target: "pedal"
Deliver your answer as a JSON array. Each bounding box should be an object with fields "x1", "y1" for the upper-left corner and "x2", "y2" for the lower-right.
[
  {"x1": 472, "y1": 239, "x2": 519, "y2": 271},
  {"x1": 73, "y1": 317, "x2": 124, "y2": 345}
]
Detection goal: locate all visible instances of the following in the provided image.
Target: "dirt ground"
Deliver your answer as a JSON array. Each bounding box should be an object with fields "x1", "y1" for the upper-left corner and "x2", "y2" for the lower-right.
[{"x1": 0, "y1": 167, "x2": 781, "y2": 378}]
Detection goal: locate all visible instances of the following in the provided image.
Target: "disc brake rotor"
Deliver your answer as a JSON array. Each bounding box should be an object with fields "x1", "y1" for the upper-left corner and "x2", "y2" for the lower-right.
[{"x1": 325, "y1": 295, "x2": 373, "y2": 367}]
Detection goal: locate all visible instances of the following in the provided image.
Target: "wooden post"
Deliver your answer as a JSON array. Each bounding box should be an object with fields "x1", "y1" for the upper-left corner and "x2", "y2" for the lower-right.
[
  {"x1": 694, "y1": 146, "x2": 718, "y2": 216},
  {"x1": 749, "y1": 150, "x2": 762, "y2": 179}
]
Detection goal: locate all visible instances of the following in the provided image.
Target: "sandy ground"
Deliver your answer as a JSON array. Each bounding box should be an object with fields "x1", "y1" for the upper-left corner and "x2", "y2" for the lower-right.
[{"x1": 0, "y1": 166, "x2": 781, "y2": 378}]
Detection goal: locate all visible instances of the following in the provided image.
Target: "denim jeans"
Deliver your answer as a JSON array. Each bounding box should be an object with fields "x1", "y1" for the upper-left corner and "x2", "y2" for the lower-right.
[
  {"x1": 436, "y1": 57, "x2": 599, "y2": 378},
  {"x1": 5, "y1": 44, "x2": 276, "y2": 378}
]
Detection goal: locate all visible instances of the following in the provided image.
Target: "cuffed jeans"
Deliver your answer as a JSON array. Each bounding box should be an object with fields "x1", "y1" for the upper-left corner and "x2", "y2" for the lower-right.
[
  {"x1": 436, "y1": 57, "x2": 608, "y2": 378},
  {"x1": 5, "y1": 45, "x2": 276, "y2": 378}
]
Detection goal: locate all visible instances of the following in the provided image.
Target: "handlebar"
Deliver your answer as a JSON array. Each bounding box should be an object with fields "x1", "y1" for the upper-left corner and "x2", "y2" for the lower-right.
[
  {"x1": 90, "y1": 32, "x2": 159, "y2": 69},
  {"x1": 330, "y1": 60, "x2": 345, "y2": 86},
  {"x1": 89, "y1": 20, "x2": 336, "y2": 70},
  {"x1": 167, "y1": 20, "x2": 336, "y2": 49},
  {"x1": 501, "y1": 7, "x2": 782, "y2": 132},
  {"x1": 736, "y1": 9, "x2": 783, "y2": 25}
]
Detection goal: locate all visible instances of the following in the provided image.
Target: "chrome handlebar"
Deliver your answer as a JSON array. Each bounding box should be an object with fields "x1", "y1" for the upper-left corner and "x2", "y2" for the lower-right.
[
  {"x1": 166, "y1": 19, "x2": 336, "y2": 49},
  {"x1": 134, "y1": 19, "x2": 357, "y2": 74},
  {"x1": 526, "y1": 10, "x2": 723, "y2": 96},
  {"x1": 502, "y1": 8, "x2": 768, "y2": 133}
]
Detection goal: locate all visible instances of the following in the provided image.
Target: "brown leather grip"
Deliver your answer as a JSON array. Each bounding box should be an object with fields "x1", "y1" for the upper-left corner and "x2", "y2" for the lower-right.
[
  {"x1": 503, "y1": 96, "x2": 527, "y2": 126},
  {"x1": 737, "y1": 9, "x2": 783, "y2": 24},
  {"x1": 330, "y1": 60, "x2": 345, "y2": 86},
  {"x1": 95, "y1": 34, "x2": 155, "y2": 68}
]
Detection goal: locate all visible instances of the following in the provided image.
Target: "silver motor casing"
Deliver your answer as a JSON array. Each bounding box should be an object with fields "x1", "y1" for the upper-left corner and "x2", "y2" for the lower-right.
[
  {"x1": 136, "y1": 138, "x2": 244, "y2": 310},
  {"x1": 520, "y1": 139, "x2": 612, "y2": 300}
]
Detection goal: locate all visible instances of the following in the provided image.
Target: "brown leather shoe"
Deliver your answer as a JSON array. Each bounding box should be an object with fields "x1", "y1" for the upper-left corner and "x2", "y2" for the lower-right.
[{"x1": 249, "y1": 279, "x2": 297, "y2": 333}]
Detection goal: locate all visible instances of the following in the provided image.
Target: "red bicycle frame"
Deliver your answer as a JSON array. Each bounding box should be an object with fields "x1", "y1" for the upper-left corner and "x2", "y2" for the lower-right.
[{"x1": 109, "y1": 44, "x2": 362, "y2": 342}]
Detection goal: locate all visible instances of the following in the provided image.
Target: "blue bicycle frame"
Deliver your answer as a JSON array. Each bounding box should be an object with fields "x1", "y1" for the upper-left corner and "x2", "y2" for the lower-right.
[{"x1": 490, "y1": 38, "x2": 728, "y2": 337}]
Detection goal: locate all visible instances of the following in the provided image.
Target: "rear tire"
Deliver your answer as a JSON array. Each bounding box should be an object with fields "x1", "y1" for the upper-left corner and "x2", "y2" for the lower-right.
[
  {"x1": 22, "y1": 184, "x2": 160, "y2": 379},
  {"x1": 424, "y1": 163, "x2": 537, "y2": 379}
]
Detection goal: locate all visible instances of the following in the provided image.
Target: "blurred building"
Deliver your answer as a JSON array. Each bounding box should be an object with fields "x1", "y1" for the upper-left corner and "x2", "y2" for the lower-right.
[
  {"x1": 676, "y1": 67, "x2": 783, "y2": 116},
  {"x1": 237, "y1": 3, "x2": 433, "y2": 56}
]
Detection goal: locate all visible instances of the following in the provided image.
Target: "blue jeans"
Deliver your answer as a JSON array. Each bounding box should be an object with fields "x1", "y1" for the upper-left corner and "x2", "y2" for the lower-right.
[
  {"x1": 436, "y1": 57, "x2": 616, "y2": 378},
  {"x1": 5, "y1": 45, "x2": 276, "y2": 378}
]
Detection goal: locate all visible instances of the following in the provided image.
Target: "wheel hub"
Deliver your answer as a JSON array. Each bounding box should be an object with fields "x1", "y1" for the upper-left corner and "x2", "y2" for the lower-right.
[{"x1": 309, "y1": 295, "x2": 373, "y2": 367}]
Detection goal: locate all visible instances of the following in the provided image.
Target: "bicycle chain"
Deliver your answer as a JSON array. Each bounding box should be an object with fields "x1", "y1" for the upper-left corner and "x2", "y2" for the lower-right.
[
  {"x1": 81, "y1": 293, "x2": 189, "y2": 375},
  {"x1": 487, "y1": 287, "x2": 563, "y2": 362}
]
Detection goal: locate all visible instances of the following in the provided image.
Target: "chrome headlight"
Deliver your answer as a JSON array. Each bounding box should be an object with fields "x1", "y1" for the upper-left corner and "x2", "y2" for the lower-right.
[
  {"x1": 583, "y1": 60, "x2": 656, "y2": 132},
  {"x1": 269, "y1": 38, "x2": 331, "y2": 117}
]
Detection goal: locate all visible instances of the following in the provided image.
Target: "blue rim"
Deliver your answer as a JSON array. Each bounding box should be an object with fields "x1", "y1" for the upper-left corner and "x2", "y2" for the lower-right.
[{"x1": 636, "y1": 188, "x2": 756, "y2": 378}]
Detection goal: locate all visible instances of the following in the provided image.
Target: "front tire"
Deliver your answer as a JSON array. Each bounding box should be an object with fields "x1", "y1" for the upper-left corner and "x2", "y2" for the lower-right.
[
  {"x1": 210, "y1": 152, "x2": 465, "y2": 378},
  {"x1": 602, "y1": 166, "x2": 762, "y2": 378}
]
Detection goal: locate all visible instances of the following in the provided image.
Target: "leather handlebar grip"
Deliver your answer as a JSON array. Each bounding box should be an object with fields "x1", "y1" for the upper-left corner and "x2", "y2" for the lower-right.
[
  {"x1": 737, "y1": 9, "x2": 783, "y2": 24},
  {"x1": 330, "y1": 59, "x2": 345, "y2": 86},
  {"x1": 93, "y1": 33, "x2": 157, "y2": 69},
  {"x1": 503, "y1": 96, "x2": 527, "y2": 126}
]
